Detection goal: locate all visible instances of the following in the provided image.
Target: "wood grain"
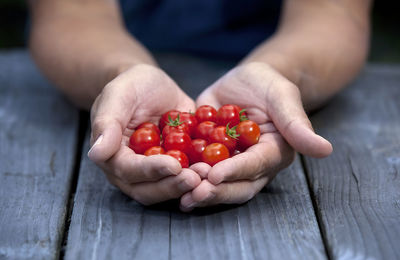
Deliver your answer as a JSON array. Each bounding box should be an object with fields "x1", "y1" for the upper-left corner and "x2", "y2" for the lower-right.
[
  {"x1": 64, "y1": 135, "x2": 171, "y2": 260},
  {"x1": 170, "y1": 158, "x2": 326, "y2": 260},
  {"x1": 0, "y1": 51, "x2": 79, "y2": 259},
  {"x1": 304, "y1": 65, "x2": 400, "y2": 259},
  {"x1": 66, "y1": 134, "x2": 327, "y2": 260},
  {"x1": 65, "y1": 54, "x2": 327, "y2": 259}
]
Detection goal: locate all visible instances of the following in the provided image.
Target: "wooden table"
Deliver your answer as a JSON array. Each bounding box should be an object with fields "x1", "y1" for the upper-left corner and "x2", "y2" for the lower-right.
[{"x1": 1, "y1": 50, "x2": 399, "y2": 260}]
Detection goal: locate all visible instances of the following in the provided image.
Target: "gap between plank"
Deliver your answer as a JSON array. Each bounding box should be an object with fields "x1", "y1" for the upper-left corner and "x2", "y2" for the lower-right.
[
  {"x1": 300, "y1": 155, "x2": 333, "y2": 260},
  {"x1": 58, "y1": 111, "x2": 89, "y2": 260},
  {"x1": 168, "y1": 211, "x2": 172, "y2": 260}
]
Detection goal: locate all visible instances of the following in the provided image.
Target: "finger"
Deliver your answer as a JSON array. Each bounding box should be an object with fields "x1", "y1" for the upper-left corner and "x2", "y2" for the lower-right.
[
  {"x1": 207, "y1": 132, "x2": 294, "y2": 185},
  {"x1": 266, "y1": 81, "x2": 332, "y2": 158},
  {"x1": 100, "y1": 146, "x2": 182, "y2": 183},
  {"x1": 180, "y1": 177, "x2": 269, "y2": 211},
  {"x1": 113, "y1": 168, "x2": 201, "y2": 206},
  {"x1": 195, "y1": 85, "x2": 221, "y2": 109},
  {"x1": 189, "y1": 162, "x2": 211, "y2": 179},
  {"x1": 88, "y1": 82, "x2": 136, "y2": 163}
]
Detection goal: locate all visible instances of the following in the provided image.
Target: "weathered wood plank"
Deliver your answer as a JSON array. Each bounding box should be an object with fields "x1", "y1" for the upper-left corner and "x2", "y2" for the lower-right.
[
  {"x1": 0, "y1": 50, "x2": 79, "y2": 259},
  {"x1": 64, "y1": 134, "x2": 171, "y2": 260},
  {"x1": 304, "y1": 65, "x2": 400, "y2": 259},
  {"x1": 66, "y1": 53, "x2": 327, "y2": 259},
  {"x1": 170, "y1": 158, "x2": 326, "y2": 260},
  {"x1": 66, "y1": 135, "x2": 327, "y2": 260}
]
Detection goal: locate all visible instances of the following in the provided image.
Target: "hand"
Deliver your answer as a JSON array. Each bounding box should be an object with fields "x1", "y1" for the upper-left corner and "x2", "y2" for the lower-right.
[
  {"x1": 88, "y1": 64, "x2": 201, "y2": 205},
  {"x1": 180, "y1": 62, "x2": 332, "y2": 211}
]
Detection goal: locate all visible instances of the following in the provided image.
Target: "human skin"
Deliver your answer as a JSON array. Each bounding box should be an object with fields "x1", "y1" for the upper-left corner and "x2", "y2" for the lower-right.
[
  {"x1": 29, "y1": 0, "x2": 372, "y2": 208},
  {"x1": 179, "y1": 0, "x2": 372, "y2": 211}
]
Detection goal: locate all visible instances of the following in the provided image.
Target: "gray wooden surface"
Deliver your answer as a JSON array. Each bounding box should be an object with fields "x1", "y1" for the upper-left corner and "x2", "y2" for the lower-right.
[
  {"x1": 1, "y1": 50, "x2": 400, "y2": 260},
  {"x1": 305, "y1": 65, "x2": 400, "y2": 259},
  {"x1": 0, "y1": 51, "x2": 79, "y2": 259},
  {"x1": 65, "y1": 135, "x2": 326, "y2": 260},
  {"x1": 169, "y1": 158, "x2": 326, "y2": 260}
]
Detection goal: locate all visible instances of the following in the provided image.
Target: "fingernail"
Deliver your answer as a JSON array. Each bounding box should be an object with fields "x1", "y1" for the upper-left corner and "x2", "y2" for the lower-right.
[
  {"x1": 88, "y1": 134, "x2": 103, "y2": 157},
  {"x1": 204, "y1": 192, "x2": 216, "y2": 202},
  {"x1": 177, "y1": 179, "x2": 193, "y2": 191},
  {"x1": 162, "y1": 167, "x2": 177, "y2": 176},
  {"x1": 181, "y1": 195, "x2": 197, "y2": 208}
]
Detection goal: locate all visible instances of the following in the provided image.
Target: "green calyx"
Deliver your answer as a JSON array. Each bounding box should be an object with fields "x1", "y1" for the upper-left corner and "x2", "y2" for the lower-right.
[
  {"x1": 239, "y1": 109, "x2": 248, "y2": 122},
  {"x1": 167, "y1": 114, "x2": 183, "y2": 127},
  {"x1": 226, "y1": 123, "x2": 240, "y2": 139}
]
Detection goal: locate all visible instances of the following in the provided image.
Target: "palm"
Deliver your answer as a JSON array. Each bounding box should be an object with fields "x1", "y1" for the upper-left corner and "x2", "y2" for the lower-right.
[
  {"x1": 196, "y1": 65, "x2": 292, "y2": 183},
  {"x1": 179, "y1": 63, "x2": 331, "y2": 210},
  {"x1": 89, "y1": 65, "x2": 200, "y2": 205}
]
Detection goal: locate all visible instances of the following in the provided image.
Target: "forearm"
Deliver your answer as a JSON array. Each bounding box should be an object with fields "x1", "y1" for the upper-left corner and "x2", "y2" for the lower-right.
[
  {"x1": 243, "y1": 0, "x2": 372, "y2": 110},
  {"x1": 29, "y1": 0, "x2": 156, "y2": 110}
]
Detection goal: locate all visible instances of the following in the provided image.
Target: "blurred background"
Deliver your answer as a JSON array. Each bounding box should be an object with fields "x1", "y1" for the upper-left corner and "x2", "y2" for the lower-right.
[{"x1": 0, "y1": 1, "x2": 399, "y2": 62}]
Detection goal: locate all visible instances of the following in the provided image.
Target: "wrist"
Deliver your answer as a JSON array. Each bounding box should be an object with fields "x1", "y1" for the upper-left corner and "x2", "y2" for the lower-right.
[
  {"x1": 244, "y1": 52, "x2": 304, "y2": 87},
  {"x1": 104, "y1": 57, "x2": 157, "y2": 84}
]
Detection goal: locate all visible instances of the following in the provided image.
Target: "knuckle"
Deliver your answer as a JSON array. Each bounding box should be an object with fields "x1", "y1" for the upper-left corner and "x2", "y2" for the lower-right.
[
  {"x1": 129, "y1": 191, "x2": 151, "y2": 206},
  {"x1": 113, "y1": 167, "x2": 126, "y2": 181},
  {"x1": 91, "y1": 117, "x2": 108, "y2": 132},
  {"x1": 165, "y1": 184, "x2": 182, "y2": 199},
  {"x1": 243, "y1": 190, "x2": 256, "y2": 204}
]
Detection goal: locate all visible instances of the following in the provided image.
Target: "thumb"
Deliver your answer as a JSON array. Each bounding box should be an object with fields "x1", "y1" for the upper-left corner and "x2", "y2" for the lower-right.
[
  {"x1": 267, "y1": 83, "x2": 332, "y2": 158},
  {"x1": 87, "y1": 84, "x2": 134, "y2": 163},
  {"x1": 196, "y1": 85, "x2": 221, "y2": 109},
  {"x1": 88, "y1": 117, "x2": 123, "y2": 163}
]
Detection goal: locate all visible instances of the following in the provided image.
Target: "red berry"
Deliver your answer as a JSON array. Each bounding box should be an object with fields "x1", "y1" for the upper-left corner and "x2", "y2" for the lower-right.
[
  {"x1": 236, "y1": 120, "x2": 261, "y2": 149},
  {"x1": 217, "y1": 104, "x2": 240, "y2": 126},
  {"x1": 136, "y1": 122, "x2": 160, "y2": 136},
  {"x1": 163, "y1": 131, "x2": 192, "y2": 154},
  {"x1": 166, "y1": 150, "x2": 189, "y2": 168},
  {"x1": 195, "y1": 105, "x2": 217, "y2": 123},
  {"x1": 194, "y1": 121, "x2": 217, "y2": 140},
  {"x1": 209, "y1": 125, "x2": 238, "y2": 154},
  {"x1": 202, "y1": 143, "x2": 230, "y2": 166},
  {"x1": 129, "y1": 128, "x2": 160, "y2": 154},
  {"x1": 159, "y1": 110, "x2": 180, "y2": 131},
  {"x1": 188, "y1": 139, "x2": 208, "y2": 164},
  {"x1": 144, "y1": 146, "x2": 165, "y2": 156}
]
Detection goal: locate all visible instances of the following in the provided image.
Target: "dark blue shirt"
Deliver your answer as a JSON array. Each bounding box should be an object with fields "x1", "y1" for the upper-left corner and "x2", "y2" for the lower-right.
[{"x1": 119, "y1": 0, "x2": 282, "y2": 59}]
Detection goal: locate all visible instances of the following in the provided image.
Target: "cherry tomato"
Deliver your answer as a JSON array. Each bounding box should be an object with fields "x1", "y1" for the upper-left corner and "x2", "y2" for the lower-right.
[
  {"x1": 195, "y1": 105, "x2": 217, "y2": 123},
  {"x1": 188, "y1": 139, "x2": 208, "y2": 164},
  {"x1": 163, "y1": 131, "x2": 192, "y2": 154},
  {"x1": 144, "y1": 146, "x2": 165, "y2": 156},
  {"x1": 136, "y1": 122, "x2": 160, "y2": 136},
  {"x1": 236, "y1": 120, "x2": 261, "y2": 149},
  {"x1": 180, "y1": 112, "x2": 198, "y2": 137},
  {"x1": 232, "y1": 105, "x2": 248, "y2": 122},
  {"x1": 232, "y1": 105, "x2": 242, "y2": 113},
  {"x1": 165, "y1": 150, "x2": 189, "y2": 168},
  {"x1": 217, "y1": 104, "x2": 240, "y2": 126},
  {"x1": 209, "y1": 125, "x2": 238, "y2": 154},
  {"x1": 162, "y1": 123, "x2": 190, "y2": 138},
  {"x1": 194, "y1": 121, "x2": 217, "y2": 140},
  {"x1": 202, "y1": 143, "x2": 230, "y2": 166},
  {"x1": 129, "y1": 128, "x2": 161, "y2": 154},
  {"x1": 159, "y1": 110, "x2": 180, "y2": 131}
]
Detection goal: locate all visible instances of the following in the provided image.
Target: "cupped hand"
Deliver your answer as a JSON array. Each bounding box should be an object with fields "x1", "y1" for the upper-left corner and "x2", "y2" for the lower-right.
[
  {"x1": 88, "y1": 64, "x2": 201, "y2": 205},
  {"x1": 180, "y1": 62, "x2": 333, "y2": 211}
]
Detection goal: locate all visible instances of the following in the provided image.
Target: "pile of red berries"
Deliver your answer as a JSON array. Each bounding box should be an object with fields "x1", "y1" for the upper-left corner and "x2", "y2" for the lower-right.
[{"x1": 129, "y1": 104, "x2": 261, "y2": 168}]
